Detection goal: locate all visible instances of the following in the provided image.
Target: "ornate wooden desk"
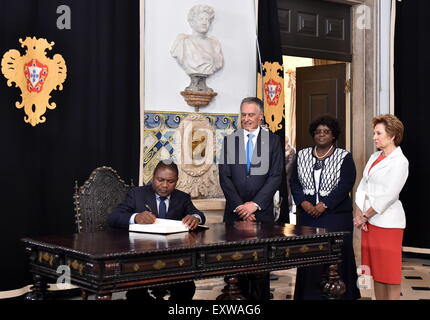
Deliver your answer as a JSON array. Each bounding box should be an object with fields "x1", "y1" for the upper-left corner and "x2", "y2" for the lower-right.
[{"x1": 22, "y1": 222, "x2": 347, "y2": 300}]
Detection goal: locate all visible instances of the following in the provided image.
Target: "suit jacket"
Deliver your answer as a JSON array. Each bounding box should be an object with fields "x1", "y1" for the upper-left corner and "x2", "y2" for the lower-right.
[
  {"x1": 108, "y1": 185, "x2": 206, "y2": 229},
  {"x1": 355, "y1": 146, "x2": 409, "y2": 229},
  {"x1": 219, "y1": 127, "x2": 283, "y2": 222}
]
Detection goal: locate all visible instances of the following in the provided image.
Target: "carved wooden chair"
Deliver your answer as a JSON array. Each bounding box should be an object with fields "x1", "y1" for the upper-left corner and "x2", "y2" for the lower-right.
[
  {"x1": 74, "y1": 166, "x2": 133, "y2": 299},
  {"x1": 73, "y1": 167, "x2": 169, "y2": 300},
  {"x1": 74, "y1": 166, "x2": 134, "y2": 233}
]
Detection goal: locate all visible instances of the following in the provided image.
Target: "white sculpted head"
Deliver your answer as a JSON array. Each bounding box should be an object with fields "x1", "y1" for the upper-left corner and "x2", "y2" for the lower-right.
[
  {"x1": 171, "y1": 4, "x2": 224, "y2": 93},
  {"x1": 187, "y1": 5, "x2": 215, "y2": 35}
]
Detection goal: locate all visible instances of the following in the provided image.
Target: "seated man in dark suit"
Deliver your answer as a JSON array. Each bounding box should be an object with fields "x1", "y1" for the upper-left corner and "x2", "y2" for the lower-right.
[{"x1": 108, "y1": 159, "x2": 206, "y2": 301}]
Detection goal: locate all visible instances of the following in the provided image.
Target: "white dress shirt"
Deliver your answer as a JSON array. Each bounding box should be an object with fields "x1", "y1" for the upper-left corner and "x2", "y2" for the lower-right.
[{"x1": 243, "y1": 126, "x2": 260, "y2": 150}]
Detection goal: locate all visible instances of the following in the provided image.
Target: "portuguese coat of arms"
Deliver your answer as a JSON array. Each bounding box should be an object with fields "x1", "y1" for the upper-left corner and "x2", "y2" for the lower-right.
[
  {"x1": 257, "y1": 61, "x2": 285, "y2": 133},
  {"x1": 1, "y1": 37, "x2": 67, "y2": 126}
]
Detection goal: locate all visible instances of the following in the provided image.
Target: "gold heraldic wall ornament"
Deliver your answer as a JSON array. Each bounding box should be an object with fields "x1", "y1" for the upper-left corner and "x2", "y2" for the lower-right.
[
  {"x1": 257, "y1": 62, "x2": 285, "y2": 133},
  {"x1": 1, "y1": 37, "x2": 67, "y2": 126}
]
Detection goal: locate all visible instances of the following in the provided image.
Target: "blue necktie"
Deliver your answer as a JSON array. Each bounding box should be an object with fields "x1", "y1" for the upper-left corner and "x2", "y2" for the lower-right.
[
  {"x1": 158, "y1": 197, "x2": 167, "y2": 218},
  {"x1": 246, "y1": 133, "x2": 254, "y2": 173}
]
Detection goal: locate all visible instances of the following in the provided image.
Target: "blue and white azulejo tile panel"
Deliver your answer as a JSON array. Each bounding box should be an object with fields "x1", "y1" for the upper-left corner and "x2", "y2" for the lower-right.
[{"x1": 142, "y1": 111, "x2": 238, "y2": 186}]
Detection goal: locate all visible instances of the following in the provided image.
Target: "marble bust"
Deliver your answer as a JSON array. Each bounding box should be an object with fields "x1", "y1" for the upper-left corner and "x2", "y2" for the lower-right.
[{"x1": 171, "y1": 5, "x2": 224, "y2": 93}]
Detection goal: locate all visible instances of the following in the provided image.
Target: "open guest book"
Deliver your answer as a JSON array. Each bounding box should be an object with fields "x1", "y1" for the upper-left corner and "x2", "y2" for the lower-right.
[{"x1": 129, "y1": 218, "x2": 209, "y2": 234}]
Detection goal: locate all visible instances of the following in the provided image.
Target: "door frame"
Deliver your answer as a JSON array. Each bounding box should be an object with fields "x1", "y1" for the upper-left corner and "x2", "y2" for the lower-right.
[
  {"x1": 350, "y1": 0, "x2": 381, "y2": 191},
  {"x1": 295, "y1": 63, "x2": 347, "y2": 151},
  {"x1": 279, "y1": 0, "x2": 381, "y2": 193},
  {"x1": 278, "y1": 0, "x2": 383, "y2": 265}
]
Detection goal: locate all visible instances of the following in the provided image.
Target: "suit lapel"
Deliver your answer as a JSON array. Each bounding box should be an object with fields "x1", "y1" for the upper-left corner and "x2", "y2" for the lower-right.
[
  {"x1": 253, "y1": 130, "x2": 262, "y2": 159},
  {"x1": 363, "y1": 152, "x2": 380, "y2": 179},
  {"x1": 167, "y1": 191, "x2": 175, "y2": 217},
  {"x1": 239, "y1": 129, "x2": 247, "y2": 173},
  {"x1": 368, "y1": 148, "x2": 402, "y2": 177},
  {"x1": 239, "y1": 129, "x2": 246, "y2": 166},
  {"x1": 368, "y1": 155, "x2": 390, "y2": 177},
  {"x1": 147, "y1": 189, "x2": 158, "y2": 216},
  {"x1": 251, "y1": 129, "x2": 265, "y2": 172}
]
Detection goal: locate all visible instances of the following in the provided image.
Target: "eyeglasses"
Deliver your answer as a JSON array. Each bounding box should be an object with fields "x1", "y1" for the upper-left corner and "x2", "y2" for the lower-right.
[{"x1": 314, "y1": 129, "x2": 332, "y2": 135}]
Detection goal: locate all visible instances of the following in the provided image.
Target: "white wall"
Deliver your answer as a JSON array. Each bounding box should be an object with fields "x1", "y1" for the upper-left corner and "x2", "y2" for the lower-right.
[{"x1": 144, "y1": 0, "x2": 257, "y2": 114}]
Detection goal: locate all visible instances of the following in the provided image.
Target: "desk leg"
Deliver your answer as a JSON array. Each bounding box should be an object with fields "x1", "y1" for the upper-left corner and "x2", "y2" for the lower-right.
[
  {"x1": 95, "y1": 293, "x2": 112, "y2": 300},
  {"x1": 321, "y1": 264, "x2": 346, "y2": 300},
  {"x1": 81, "y1": 290, "x2": 89, "y2": 300},
  {"x1": 24, "y1": 274, "x2": 52, "y2": 300},
  {"x1": 216, "y1": 276, "x2": 246, "y2": 300}
]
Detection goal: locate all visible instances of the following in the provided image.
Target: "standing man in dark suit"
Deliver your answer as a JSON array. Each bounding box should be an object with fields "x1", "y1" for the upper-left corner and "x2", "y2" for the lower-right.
[
  {"x1": 218, "y1": 97, "x2": 283, "y2": 299},
  {"x1": 108, "y1": 160, "x2": 205, "y2": 301}
]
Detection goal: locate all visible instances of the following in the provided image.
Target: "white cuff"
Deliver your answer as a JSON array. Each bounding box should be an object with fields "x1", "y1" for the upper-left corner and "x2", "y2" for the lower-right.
[
  {"x1": 129, "y1": 213, "x2": 138, "y2": 225},
  {"x1": 253, "y1": 202, "x2": 261, "y2": 211},
  {"x1": 192, "y1": 214, "x2": 202, "y2": 224}
]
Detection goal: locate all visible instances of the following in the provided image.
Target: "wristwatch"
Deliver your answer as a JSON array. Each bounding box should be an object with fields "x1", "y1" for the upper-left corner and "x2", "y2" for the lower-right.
[{"x1": 362, "y1": 213, "x2": 369, "y2": 220}]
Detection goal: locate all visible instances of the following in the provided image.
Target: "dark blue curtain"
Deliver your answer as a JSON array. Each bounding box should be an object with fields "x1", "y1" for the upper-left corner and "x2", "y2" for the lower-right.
[
  {"x1": 0, "y1": 0, "x2": 140, "y2": 290},
  {"x1": 395, "y1": 0, "x2": 430, "y2": 249}
]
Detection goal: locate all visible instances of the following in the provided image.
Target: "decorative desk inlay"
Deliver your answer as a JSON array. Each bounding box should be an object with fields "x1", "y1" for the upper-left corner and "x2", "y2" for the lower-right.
[
  {"x1": 122, "y1": 255, "x2": 193, "y2": 274},
  {"x1": 203, "y1": 248, "x2": 265, "y2": 266},
  {"x1": 68, "y1": 260, "x2": 84, "y2": 275},
  {"x1": 38, "y1": 251, "x2": 54, "y2": 266},
  {"x1": 231, "y1": 252, "x2": 244, "y2": 261},
  {"x1": 153, "y1": 260, "x2": 166, "y2": 270},
  {"x1": 273, "y1": 242, "x2": 330, "y2": 260}
]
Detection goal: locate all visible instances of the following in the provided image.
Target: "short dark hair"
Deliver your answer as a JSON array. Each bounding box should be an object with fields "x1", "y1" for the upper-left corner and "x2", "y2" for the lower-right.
[
  {"x1": 309, "y1": 115, "x2": 340, "y2": 141},
  {"x1": 153, "y1": 159, "x2": 179, "y2": 177},
  {"x1": 240, "y1": 97, "x2": 264, "y2": 114}
]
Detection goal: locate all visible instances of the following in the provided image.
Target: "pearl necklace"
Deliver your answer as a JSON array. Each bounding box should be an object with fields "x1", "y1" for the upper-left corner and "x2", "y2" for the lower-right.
[{"x1": 314, "y1": 145, "x2": 333, "y2": 159}]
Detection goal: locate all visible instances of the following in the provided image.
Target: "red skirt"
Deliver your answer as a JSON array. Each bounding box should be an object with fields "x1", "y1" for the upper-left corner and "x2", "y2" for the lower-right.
[{"x1": 361, "y1": 223, "x2": 404, "y2": 285}]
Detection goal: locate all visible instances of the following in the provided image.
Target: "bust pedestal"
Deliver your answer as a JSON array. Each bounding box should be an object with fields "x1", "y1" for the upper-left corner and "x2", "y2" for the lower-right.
[{"x1": 180, "y1": 90, "x2": 217, "y2": 112}]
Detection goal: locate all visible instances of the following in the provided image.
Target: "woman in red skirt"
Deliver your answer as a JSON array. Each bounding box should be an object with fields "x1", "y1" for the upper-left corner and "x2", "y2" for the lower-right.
[{"x1": 354, "y1": 114, "x2": 409, "y2": 300}]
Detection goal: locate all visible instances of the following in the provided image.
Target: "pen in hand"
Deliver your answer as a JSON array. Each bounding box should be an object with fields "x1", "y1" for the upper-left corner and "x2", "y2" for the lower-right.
[
  {"x1": 144, "y1": 204, "x2": 156, "y2": 220},
  {"x1": 133, "y1": 204, "x2": 156, "y2": 224}
]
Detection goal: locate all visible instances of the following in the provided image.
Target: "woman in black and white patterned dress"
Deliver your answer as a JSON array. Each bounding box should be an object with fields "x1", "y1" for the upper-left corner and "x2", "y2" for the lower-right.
[{"x1": 290, "y1": 115, "x2": 360, "y2": 300}]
